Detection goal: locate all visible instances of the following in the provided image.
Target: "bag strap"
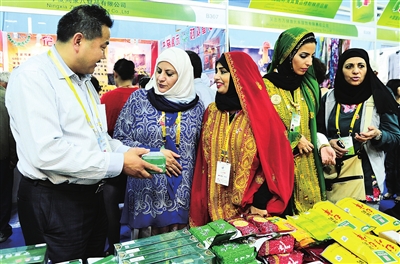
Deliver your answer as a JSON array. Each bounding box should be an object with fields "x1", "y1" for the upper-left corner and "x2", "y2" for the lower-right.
[
  {"x1": 325, "y1": 176, "x2": 364, "y2": 191},
  {"x1": 363, "y1": 96, "x2": 374, "y2": 133}
]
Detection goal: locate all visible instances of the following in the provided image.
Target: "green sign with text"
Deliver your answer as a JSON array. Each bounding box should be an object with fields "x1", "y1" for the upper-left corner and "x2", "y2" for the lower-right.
[
  {"x1": 229, "y1": 9, "x2": 358, "y2": 37},
  {"x1": 378, "y1": 0, "x2": 400, "y2": 28},
  {"x1": 352, "y1": 0, "x2": 374, "y2": 23},
  {"x1": 377, "y1": 28, "x2": 400, "y2": 42},
  {"x1": 0, "y1": 0, "x2": 196, "y2": 22},
  {"x1": 249, "y1": 0, "x2": 342, "y2": 19}
]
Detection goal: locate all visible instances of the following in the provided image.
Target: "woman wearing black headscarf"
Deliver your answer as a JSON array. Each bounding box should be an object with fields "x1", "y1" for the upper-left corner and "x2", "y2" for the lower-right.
[
  {"x1": 318, "y1": 48, "x2": 400, "y2": 203},
  {"x1": 383, "y1": 79, "x2": 400, "y2": 202}
]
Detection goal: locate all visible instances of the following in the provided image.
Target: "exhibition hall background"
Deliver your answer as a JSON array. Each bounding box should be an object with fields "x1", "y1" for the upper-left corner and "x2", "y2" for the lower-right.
[{"x1": 0, "y1": 0, "x2": 399, "y2": 92}]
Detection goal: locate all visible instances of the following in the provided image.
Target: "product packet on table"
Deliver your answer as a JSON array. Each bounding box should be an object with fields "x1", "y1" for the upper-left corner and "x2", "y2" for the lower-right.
[
  {"x1": 321, "y1": 242, "x2": 367, "y2": 264},
  {"x1": 286, "y1": 209, "x2": 337, "y2": 242},
  {"x1": 246, "y1": 214, "x2": 279, "y2": 234},
  {"x1": 257, "y1": 234, "x2": 295, "y2": 257},
  {"x1": 267, "y1": 216, "x2": 315, "y2": 248},
  {"x1": 263, "y1": 250, "x2": 304, "y2": 264},
  {"x1": 117, "y1": 235, "x2": 199, "y2": 263},
  {"x1": 227, "y1": 217, "x2": 259, "y2": 236},
  {"x1": 336, "y1": 197, "x2": 400, "y2": 235},
  {"x1": 313, "y1": 200, "x2": 374, "y2": 233},
  {"x1": 329, "y1": 226, "x2": 400, "y2": 263}
]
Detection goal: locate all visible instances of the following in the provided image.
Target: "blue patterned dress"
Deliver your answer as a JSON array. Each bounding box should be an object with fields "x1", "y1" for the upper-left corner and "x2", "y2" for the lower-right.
[{"x1": 114, "y1": 89, "x2": 204, "y2": 229}]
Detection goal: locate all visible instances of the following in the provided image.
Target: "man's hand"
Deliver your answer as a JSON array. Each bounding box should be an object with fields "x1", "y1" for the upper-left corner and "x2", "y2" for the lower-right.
[{"x1": 123, "y1": 148, "x2": 162, "y2": 178}]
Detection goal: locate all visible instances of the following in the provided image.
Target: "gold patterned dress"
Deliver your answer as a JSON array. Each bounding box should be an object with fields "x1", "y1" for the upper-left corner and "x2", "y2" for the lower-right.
[
  {"x1": 201, "y1": 103, "x2": 264, "y2": 220},
  {"x1": 264, "y1": 79, "x2": 321, "y2": 213}
]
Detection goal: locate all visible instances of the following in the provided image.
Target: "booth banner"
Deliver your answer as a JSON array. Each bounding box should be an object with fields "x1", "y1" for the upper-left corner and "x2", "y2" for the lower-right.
[
  {"x1": 248, "y1": 0, "x2": 342, "y2": 19},
  {"x1": 1, "y1": 31, "x2": 158, "y2": 91},
  {"x1": 160, "y1": 27, "x2": 226, "y2": 75},
  {"x1": 0, "y1": 0, "x2": 226, "y2": 27},
  {"x1": 229, "y1": 9, "x2": 358, "y2": 37},
  {"x1": 107, "y1": 38, "x2": 158, "y2": 81},
  {"x1": 352, "y1": 0, "x2": 374, "y2": 23},
  {"x1": 231, "y1": 45, "x2": 274, "y2": 76},
  {"x1": 4, "y1": 32, "x2": 55, "y2": 72},
  {"x1": 378, "y1": 0, "x2": 400, "y2": 28}
]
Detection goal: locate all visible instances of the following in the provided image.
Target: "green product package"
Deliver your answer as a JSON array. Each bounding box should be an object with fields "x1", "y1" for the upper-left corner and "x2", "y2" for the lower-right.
[
  {"x1": 117, "y1": 235, "x2": 199, "y2": 261},
  {"x1": 114, "y1": 229, "x2": 191, "y2": 255},
  {"x1": 121, "y1": 243, "x2": 207, "y2": 264},
  {"x1": 141, "y1": 152, "x2": 166, "y2": 174},
  {"x1": 0, "y1": 243, "x2": 48, "y2": 264},
  {"x1": 155, "y1": 249, "x2": 216, "y2": 264}
]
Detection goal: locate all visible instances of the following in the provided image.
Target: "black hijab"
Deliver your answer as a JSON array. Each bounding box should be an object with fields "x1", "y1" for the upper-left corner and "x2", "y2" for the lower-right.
[
  {"x1": 264, "y1": 32, "x2": 316, "y2": 91},
  {"x1": 334, "y1": 48, "x2": 398, "y2": 115},
  {"x1": 215, "y1": 53, "x2": 242, "y2": 111}
]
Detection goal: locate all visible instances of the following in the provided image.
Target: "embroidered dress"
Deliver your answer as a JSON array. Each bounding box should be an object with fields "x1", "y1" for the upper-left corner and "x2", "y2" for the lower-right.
[
  {"x1": 190, "y1": 52, "x2": 294, "y2": 227},
  {"x1": 263, "y1": 27, "x2": 327, "y2": 214},
  {"x1": 115, "y1": 88, "x2": 203, "y2": 229},
  {"x1": 265, "y1": 79, "x2": 321, "y2": 212}
]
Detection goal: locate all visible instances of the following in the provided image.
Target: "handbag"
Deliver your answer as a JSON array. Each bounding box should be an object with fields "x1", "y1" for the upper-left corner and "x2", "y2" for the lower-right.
[{"x1": 324, "y1": 154, "x2": 365, "y2": 203}]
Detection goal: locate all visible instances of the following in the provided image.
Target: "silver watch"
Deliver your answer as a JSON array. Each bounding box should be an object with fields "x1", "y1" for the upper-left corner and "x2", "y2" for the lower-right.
[{"x1": 374, "y1": 131, "x2": 382, "y2": 140}]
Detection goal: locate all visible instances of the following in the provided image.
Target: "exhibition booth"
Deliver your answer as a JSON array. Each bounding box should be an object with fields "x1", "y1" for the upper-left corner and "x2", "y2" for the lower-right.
[
  {"x1": 1, "y1": 1, "x2": 400, "y2": 263},
  {"x1": 0, "y1": 0, "x2": 399, "y2": 92}
]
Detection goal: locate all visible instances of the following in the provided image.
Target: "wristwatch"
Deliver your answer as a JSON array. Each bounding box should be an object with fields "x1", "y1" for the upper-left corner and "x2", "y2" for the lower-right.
[{"x1": 374, "y1": 130, "x2": 382, "y2": 140}]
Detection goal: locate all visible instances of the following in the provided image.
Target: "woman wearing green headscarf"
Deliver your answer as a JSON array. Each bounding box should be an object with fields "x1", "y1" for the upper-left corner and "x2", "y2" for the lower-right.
[{"x1": 263, "y1": 27, "x2": 336, "y2": 213}]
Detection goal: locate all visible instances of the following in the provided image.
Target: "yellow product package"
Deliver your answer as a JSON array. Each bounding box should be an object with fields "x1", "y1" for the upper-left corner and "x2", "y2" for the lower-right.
[
  {"x1": 336, "y1": 197, "x2": 400, "y2": 235},
  {"x1": 267, "y1": 216, "x2": 315, "y2": 248},
  {"x1": 329, "y1": 226, "x2": 399, "y2": 263},
  {"x1": 286, "y1": 210, "x2": 336, "y2": 242},
  {"x1": 313, "y1": 200, "x2": 374, "y2": 233},
  {"x1": 321, "y1": 242, "x2": 367, "y2": 263},
  {"x1": 365, "y1": 233, "x2": 400, "y2": 259}
]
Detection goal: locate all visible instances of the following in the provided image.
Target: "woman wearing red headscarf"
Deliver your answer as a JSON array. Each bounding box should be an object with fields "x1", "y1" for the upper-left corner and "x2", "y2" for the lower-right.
[{"x1": 189, "y1": 51, "x2": 294, "y2": 226}]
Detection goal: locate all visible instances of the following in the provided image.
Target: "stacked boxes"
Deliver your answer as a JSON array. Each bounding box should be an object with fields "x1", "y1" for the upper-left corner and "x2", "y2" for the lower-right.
[{"x1": 114, "y1": 229, "x2": 215, "y2": 264}]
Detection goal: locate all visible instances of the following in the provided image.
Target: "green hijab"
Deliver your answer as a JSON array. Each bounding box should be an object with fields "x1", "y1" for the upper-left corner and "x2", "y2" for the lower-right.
[{"x1": 265, "y1": 27, "x2": 326, "y2": 200}]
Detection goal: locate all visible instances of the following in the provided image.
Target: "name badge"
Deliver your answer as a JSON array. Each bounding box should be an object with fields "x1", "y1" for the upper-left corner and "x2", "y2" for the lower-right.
[
  {"x1": 290, "y1": 112, "x2": 301, "y2": 132},
  {"x1": 340, "y1": 136, "x2": 355, "y2": 155},
  {"x1": 97, "y1": 132, "x2": 112, "y2": 152},
  {"x1": 215, "y1": 161, "x2": 231, "y2": 186}
]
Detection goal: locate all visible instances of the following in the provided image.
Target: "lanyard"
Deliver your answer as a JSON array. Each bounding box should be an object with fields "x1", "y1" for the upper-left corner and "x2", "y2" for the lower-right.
[
  {"x1": 48, "y1": 50, "x2": 103, "y2": 135},
  {"x1": 335, "y1": 103, "x2": 362, "y2": 137},
  {"x1": 220, "y1": 112, "x2": 236, "y2": 162},
  {"x1": 161, "y1": 111, "x2": 181, "y2": 148}
]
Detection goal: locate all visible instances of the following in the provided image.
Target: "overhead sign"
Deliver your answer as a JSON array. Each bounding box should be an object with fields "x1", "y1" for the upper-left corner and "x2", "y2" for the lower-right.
[
  {"x1": 229, "y1": 9, "x2": 358, "y2": 37},
  {"x1": 249, "y1": 0, "x2": 342, "y2": 19},
  {"x1": 378, "y1": 0, "x2": 400, "y2": 28},
  {"x1": 0, "y1": 0, "x2": 226, "y2": 27},
  {"x1": 352, "y1": 0, "x2": 374, "y2": 23},
  {"x1": 377, "y1": 28, "x2": 400, "y2": 42}
]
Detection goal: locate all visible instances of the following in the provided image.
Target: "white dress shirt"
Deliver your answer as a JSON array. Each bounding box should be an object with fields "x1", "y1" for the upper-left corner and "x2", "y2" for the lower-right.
[
  {"x1": 5, "y1": 45, "x2": 129, "y2": 185},
  {"x1": 194, "y1": 78, "x2": 216, "y2": 109}
]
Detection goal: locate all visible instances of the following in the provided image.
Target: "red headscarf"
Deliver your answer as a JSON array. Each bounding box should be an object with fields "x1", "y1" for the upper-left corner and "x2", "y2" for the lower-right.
[{"x1": 190, "y1": 51, "x2": 294, "y2": 226}]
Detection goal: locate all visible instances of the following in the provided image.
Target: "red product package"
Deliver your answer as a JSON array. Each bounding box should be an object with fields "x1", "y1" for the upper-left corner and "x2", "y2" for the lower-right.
[
  {"x1": 258, "y1": 235, "x2": 295, "y2": 256},
  {"x1": 227, "y1": 217, "x2": 258, "y2": 236},
  {"x1": 246, "y1": 215, "x2": 279, "y2": 234},
  {"x1": 264, "y1": 250, "x2": 304, "y2": 264}
]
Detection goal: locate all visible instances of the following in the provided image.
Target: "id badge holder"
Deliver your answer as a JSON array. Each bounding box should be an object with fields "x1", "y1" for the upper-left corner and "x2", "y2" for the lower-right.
[
  {"x1": 341, "y1": 136, "x2": 355, "y2": 155},
  {"x1": 215, "y1": 161, "x2": 231, "y2": 186},
  {"x1": 97, "y1": 132, "x2": 112, "y2": 152},
  {"x1": 290, "y1": 112, "x2": 301, "y2": 132}
]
